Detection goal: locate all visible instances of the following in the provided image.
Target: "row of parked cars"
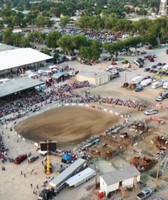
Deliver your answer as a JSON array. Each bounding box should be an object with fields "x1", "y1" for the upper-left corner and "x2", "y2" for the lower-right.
[
  {"x1": 13, "y1": 154, "x2": 39, "y2": 164},
  {"x1": 131, "y1": 75, "x2": 168, "y2": 91},
  {"x1": 144, "y1": 63, "x2": 168, "y2": 75}
]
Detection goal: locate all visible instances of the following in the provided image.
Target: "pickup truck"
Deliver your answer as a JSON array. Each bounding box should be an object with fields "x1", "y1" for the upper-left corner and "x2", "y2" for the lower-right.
[{"x1": 136, "y1": 188, "x2": 153, "y2": 200}]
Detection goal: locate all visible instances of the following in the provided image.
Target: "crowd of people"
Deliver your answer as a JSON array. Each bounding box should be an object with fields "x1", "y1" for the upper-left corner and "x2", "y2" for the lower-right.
[
  {"x1": 100, "y1": 97, "x2": 147, "y2": 110},
  {"x1": 0, "y1": 80, "x2": 148, "y2": 125}
]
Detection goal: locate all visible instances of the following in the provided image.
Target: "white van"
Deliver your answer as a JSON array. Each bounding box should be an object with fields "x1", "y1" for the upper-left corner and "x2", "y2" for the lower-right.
[
  {"x1": 131, "y1": 76, "x2": 144, "y2": 84},
  {"x1": 151, "y1": 80, "x2": 164, "y2": 89},
  {"x1": 163, "y1": 81, "x2": 168, "y2": 89},
  {"x1": 162, "y1": 64, "x2": 168, "y2": 71},
  {"x1": 140, "y1": 78, "x2": 152, "y2": 87}
]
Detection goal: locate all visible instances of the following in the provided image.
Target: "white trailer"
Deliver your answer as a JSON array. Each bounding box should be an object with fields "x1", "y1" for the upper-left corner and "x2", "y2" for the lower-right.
[
  {"x1": 65, "y1": 167, "x2": 96, "y2": 187},
  {"x1": 151, "y1": 80, "x2": 164, "y2": 89},
  {"x1": 140, "y1": 78, "x2": 152, "y2": 87},
  {"x1": 49, "y1": 158, "x2": 86, "y2": 189},
  {"x1": 131, "y1": 76, "x2": 144, "y2": 84}
]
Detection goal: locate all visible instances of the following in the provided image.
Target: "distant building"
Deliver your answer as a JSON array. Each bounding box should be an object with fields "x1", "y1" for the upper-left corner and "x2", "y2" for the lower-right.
[
  {"x1": 0, "y1": 47, "x2": 52, "y2": 75},
  {"x1": 76, "y1": 70, "x2": 110, "y2": 86},
  {"x1": 99, "y1": 165, "x2": 140, "y2": 197}
]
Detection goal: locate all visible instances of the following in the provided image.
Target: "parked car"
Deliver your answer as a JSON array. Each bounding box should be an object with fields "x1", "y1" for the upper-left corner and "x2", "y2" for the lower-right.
[
  {"x1": 144, "y1": 109, "x2": 158, "y2": 115},
  {"x1": 155, "y1": 96, "x2": 164, "y2": 102},
  {"x1": 28, "y1": 155, "x2": 39, "y2": 163},
  {"x1": 136, "y1": 188, "x2": 153, "y2": 200},
  {"x1": 13, "y1": 154, "x2": 27, "y2": 164},
  {"x1": 135, "y1": 86, "x2": 144, "y2": 92},
  {"x1": 134, "y1": 59, "x2": 143, "y2": 67},
  {"x1": 144, "y1": 68, "x2": 150, "y2": 72}
]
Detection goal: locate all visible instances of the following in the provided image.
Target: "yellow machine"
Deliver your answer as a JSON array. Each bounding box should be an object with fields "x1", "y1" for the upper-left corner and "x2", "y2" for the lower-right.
[{"x1": 45, "y1": 141, "x2": 52, "y2": 175}]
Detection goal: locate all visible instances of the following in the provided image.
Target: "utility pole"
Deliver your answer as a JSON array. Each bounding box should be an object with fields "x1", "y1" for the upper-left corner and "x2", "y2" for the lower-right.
[{"x1": 155, "y1": 159, "x2": 161, "y2": 191}]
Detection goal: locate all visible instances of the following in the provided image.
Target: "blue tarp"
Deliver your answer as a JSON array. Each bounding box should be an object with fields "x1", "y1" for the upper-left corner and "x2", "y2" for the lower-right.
[
  {"x1": 52, "y1": 72, "x2": 64, "y2": 79},
  {"x1": 62, "y1": 155, "x2": 72, "y2": 162}
]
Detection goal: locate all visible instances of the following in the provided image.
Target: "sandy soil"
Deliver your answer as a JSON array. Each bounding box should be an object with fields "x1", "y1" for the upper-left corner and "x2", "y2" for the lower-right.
[{"x1": 15, "y1": 106, "x2": 120, "y2": 148}]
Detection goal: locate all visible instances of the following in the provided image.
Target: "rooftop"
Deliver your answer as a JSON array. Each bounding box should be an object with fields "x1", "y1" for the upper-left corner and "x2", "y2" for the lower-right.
[
  {"x1": 0, "y1": 48, "x2": 52, "y2": 72},
  {"x1": 78, "y1": 70, "x2": 109, "y2": 78},
  {"x1": 101, "y1": 165, "x2": 140, "y2": 186},
  {"x1": 0, "y1": 77, "x2": 44, "y2": 98}
]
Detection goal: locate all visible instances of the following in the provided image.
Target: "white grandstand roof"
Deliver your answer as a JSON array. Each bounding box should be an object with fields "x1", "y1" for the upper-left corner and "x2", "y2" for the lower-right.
[{"x1": 0, "y1": 48, "x2": 52, "y2": 72}]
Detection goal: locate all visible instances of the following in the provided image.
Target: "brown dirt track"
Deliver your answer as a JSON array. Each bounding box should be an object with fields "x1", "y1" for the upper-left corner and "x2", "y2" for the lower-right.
[{"x1": 15, "y1": 106, "x2": 120, "y2": 148}]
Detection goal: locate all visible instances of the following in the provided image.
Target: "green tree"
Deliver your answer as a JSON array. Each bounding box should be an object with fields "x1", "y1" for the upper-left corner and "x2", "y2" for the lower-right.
[
  {"x1": 41, "y1": 48, "x2": 50, "y2": 55},
  {"x1": 73, "y1": 34, "x2": 89, "y2": 49},
  {"x1": 59, "y1": 17, "x2": 70, "y2": 28},
  {"x1": 57, "y1": 35, "x2": 76, "y2": 55},
  {"x1": 3, "y1": 28, "x2": 13, "y2": 45},
  {"x1": 79, "y1": 46, "x2": 100, "y2": 61},
  {"x1": 45, "y1": 30, "x2": 61, "y2": 48}
]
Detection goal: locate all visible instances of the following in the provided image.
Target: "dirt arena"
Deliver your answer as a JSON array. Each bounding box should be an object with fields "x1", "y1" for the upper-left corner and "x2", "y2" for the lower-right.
[{"x1": 15, "y1": 106, "x2": 120, "y2": 148}]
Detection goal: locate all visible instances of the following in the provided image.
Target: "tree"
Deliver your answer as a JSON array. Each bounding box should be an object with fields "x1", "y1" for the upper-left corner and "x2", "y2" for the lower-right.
[
  {"x1": 45, "y1": 30, "x2": 61, "y2": 48},
  {"x1": 53, "y1": 52, "x2": 59, "y2": 63},
  {"x1": 3, "y1": 28, "x2": 13, "y2": 45},
  {"x1": 57, "y1": 35, "x2": 76, "y2": 55},
  {"x1": 79, "y1": 46, "x2": 100, "y2": 61},
  {"x1": 59, "y1": 17, "x2": 70, "y2": 28},
  {"x1": 21, "y1": 37, "x2": 30, "y2": 47},
  {"x1": 73, "y1": 34, "x2": 89, "y2": 50},
  {"x1": 35, "y1": 15, "x2": 46, "y2": 27},
  {"x1": 41, "y1": 48, "x2": 51, "y2": 55},
  {"x1": 0, "y1": 21, "x2": 4, "y2": 30},
  {"x1": 91, "y1": 39, "x2": 102, "y2": 51}
]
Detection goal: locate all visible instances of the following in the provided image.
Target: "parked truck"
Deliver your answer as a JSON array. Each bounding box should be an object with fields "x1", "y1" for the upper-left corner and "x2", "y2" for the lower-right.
[
  {"x1": 163, "y1": 81, "x2": 168, "y2": 89},
  {"x1": 136, "y1": 188, "x2": 153, "y2": 200},
  {"x1": 140, "y1": 78, "x2": 152, "y2": 87},
  {"x1": 151, "y1": 80, "x2": 164, "y2": 89},
  {"x1": 155, "y1": 90, "x2": 168, "y2": 101},
  {"x1": 131, "y1": 76, "x2": 144, "y2": 84}
]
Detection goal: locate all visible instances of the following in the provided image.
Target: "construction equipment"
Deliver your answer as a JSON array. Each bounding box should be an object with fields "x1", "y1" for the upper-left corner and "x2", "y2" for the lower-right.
[
  {"x1": 45, "y1": 141, "x2": 52, "y2": 175},
  {"x1": 145, "y1": 117, "x2": 165, "y2": 124}
]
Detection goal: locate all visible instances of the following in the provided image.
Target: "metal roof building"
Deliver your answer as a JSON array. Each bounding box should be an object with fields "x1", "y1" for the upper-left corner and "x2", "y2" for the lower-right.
[
  {"x1": 0, "y1": 48, "x2": 52, "y2": 72},
  {"x1": 100, "y1": 165, "x2": 140, "y2": 197},
  {"x1": 0, "y1": 77, "x2": 44, "y2": 98},
  {"x1": 49, "y1": 158, "x2": 86, "y2": 189}
]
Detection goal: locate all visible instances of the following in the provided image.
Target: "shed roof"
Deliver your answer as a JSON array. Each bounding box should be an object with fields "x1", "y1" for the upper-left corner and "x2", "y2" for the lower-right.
[
  {"x1": 0, "y1": 43, "x2": 16, "y2": 52},
  {"x1": 52, "y1": 72, "x2": 64, "y2": 79},
  {"x1": 0, "y1": 48, "x2": 52, "y2": 72},
  {"x1": 101, "y1": 165, "x2": 140, "y2": 186},
  {"x1": 0, "y1": 77, "x2": 44, "y2": 98},
  {"x1": 78, "y1": 70, "x2": 109, "y2": 78}
]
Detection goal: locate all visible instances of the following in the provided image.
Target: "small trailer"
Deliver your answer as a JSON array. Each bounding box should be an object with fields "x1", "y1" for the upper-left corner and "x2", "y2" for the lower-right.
[{"x1": 65, "y1": 167, "x2": 96, "y2": 187}]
